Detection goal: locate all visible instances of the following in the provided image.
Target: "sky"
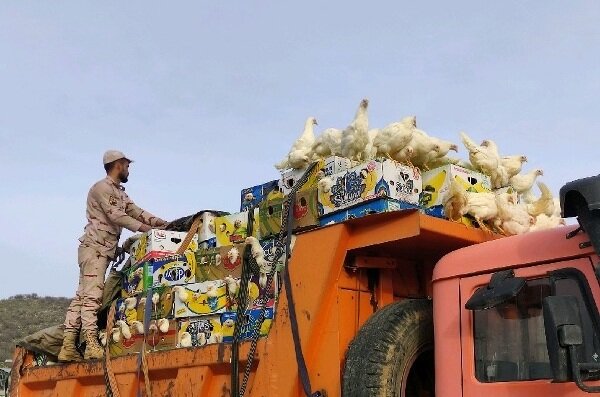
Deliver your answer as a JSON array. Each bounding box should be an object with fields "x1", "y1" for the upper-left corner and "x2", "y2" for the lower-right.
[{"x1": 1, "y1": 2, "x2": 599, "y2": 298}]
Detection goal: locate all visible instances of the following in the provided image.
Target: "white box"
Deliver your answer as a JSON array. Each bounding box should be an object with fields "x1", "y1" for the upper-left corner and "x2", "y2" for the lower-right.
[
  {"x1": 129, "y1": 229, "x2": 198, "y2": 264},
  {"x1": 318, "y1": 159, "x2": 422, "y2": 215},
  {"x1": 279, "y1": 156, "x2": 352, "y2": 194}
]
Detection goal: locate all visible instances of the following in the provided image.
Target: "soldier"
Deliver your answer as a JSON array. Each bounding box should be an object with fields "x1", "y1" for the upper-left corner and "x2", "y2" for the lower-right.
[{"x1": 58, "y1": 150, "x2": 168, "y2": 362}]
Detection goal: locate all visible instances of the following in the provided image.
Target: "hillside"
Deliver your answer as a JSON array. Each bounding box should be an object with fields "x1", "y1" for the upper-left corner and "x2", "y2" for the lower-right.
[{"x1": 0, "y1": 295, "x2": 70, "y2": 362}]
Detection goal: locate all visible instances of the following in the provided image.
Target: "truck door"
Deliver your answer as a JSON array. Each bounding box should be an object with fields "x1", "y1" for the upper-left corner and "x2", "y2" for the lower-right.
[{"x1": 460, "y1": 258, "x2": 600, "y2": 397}]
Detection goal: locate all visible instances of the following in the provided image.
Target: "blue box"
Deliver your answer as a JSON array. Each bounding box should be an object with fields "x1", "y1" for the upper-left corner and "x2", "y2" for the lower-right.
[
  {"x1": 319, "y1": 198, "x2": 418, "y2": 226},
  {"x1": 240, "y1": 180, "x2": 282, "y2": 212},
  {"x1": 220, "y1": 306, "x2": 275, "y2": 343},
  {"x1": 422, "y1": 205, "x2": 444, "y2": 219}
]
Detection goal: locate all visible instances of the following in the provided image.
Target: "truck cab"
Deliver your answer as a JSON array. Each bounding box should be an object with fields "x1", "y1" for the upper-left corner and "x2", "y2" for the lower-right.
[{"x1": 433, "y1": 174, "x2": 600, "y2": 396}]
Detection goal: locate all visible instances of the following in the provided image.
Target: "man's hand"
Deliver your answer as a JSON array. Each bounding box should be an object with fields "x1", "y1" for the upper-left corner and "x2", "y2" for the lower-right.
[{"x1": 139, "y1": 224, "x2": 152, "y2": 232}]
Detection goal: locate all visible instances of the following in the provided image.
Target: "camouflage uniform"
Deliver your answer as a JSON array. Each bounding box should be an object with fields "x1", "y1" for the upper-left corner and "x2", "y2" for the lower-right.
[{"x1": 64, "y1": 176, "x2": 165, "y2": 331}]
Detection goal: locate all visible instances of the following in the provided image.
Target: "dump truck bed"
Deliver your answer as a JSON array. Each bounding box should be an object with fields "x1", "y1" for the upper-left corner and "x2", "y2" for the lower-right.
[{"x1": 11, "y1": 211, "x2": 495, "y2": 397}]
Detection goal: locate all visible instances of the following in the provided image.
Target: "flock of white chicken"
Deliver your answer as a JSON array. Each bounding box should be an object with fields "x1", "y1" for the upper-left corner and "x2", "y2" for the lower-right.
[{"x1": 274, "y1": 98, "x2": 565, "y2": 236}]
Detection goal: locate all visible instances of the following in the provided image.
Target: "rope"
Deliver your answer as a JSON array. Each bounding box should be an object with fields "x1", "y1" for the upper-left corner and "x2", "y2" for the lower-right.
[
  {"x1": 104, "y1": 301, "x2": 120, "y2": 397},
  {"x1": 175, "y1": 215, "x2": 202, "y2": 255}
]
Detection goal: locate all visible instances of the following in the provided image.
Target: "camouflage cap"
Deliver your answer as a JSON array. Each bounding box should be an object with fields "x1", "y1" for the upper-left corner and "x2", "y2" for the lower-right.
[{"x1": 102, "y1": 150, "x2": 133, "y2": 165}]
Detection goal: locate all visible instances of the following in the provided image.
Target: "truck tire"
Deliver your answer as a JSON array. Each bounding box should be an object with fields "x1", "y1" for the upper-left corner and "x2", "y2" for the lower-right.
[{"x1": 342, "y1": 299, "x2": 434, "y2": 397}]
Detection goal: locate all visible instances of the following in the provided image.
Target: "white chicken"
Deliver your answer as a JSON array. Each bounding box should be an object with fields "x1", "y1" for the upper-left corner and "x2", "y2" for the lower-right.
[
  {"x1": 173, "y1": 285, "x2": 190, "y2": 303},
  {"x1": 311, "y1": 128, "x2": 343, "y2": 159},
  {"x1": 460, "y1": 132, "x2": 501, "y2": 181},
  {"x1": 157, "y1": 318, "x2": 170, "y2": 334},
  {"x1": 510, "y1": 169, "x2": 544, "y2": 194},
  {"x1": 180, "y1": 332, "x2": 192, "y2": 348},
  {"x1": 364, "y1": 129, "x2": 380, "y2": 160},
  {"x1": 116, "y1": 320, "x2": 132, "y2": 340},
  {"x1": 476, "y1": 138, "x2": 509, "y2": 189},
  {"x1": 275, "y1": 117, "x2": 318, "y2": 170},
  {"x1": 224, "y1": 275, "x2": 240, "y2": 299},
  {"x1": 530, "y1": 213, "x2": 566, "y2": 232},
  {"x1": 317, "y1": 175, "x2": 334, "y2": 194},
  {"x1": 501, "y1": 155, "x2": 528, "y2": 178},
  {"x1": 99, "y1": 330, "x2": 107, "y2": 347},
  {"x1": 341, "y1": 99, "x2": 370, "y2": 162},
  {"x1": 495, "y1": 193, "x2": 534, "y2": 236},
  {"x1": 398, "y1": 127, "x2": 444, "y2": 169},
  {"x1": 130, "y1": 320, "x2": 145, "y2": 336},
  {"x1": 111, "y1": 327, "x2": 121, "y2": 343},
  {"x1": 526, "y1": 182, "x2": 555, "y2": 217},
  {"x1": 372, "y1": 116, "x2": 415, "y2": 159},
  {"x1": 443, "y1": 178, "x2": 499, "y2": 233}
]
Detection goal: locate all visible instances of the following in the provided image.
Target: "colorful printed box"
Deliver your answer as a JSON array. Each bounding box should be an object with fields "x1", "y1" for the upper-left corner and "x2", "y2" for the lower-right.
[
  {"x1": 135, "y1": 285, "x2": 175, "y2": 320},
  {"x1": 318, "y1": 159, "x2": 422, "y2": 216},
  {"x1": 420, "y1": 164, "x2": 491, "y2": 208},
  {"x1": 220, "y1": 306, "x2": 275, "y2": 343},
  {"x1": 260, "y1": 238, "x2": 289, "y2": 272},
  {"x1": 129, "y1": 229, "x2": 199, "y2": 264},
  {"x1": 279, "y1": 156, "x2": 352, "y2": 194},
  {"x1": 177, "y1": 315, "x2": 223, "y2": 347},
  {"x1": 195, "y1": 243, "x2": 247, "y2": 282},
  {"x1": 240, "y1": 180, "x2": 283, "y2": 212},
  {"x1": 109, "y1": 333, "x2": 144, "y2": 357},
  {"x1": 259, "y1": 188, "x2": 319, "y2": 238},
  {"x1": 122, "y1": 253, "x2": 196, "y2": 297},
  {"x1": 214, "y1": 209, "x2": 260, "y2": 247},
  {"x1": 320, "y1": 198, "x2": 418, "y2": 226},
  {"x1": 174, "y1": 280, "x2": 229, "y2": 318}
]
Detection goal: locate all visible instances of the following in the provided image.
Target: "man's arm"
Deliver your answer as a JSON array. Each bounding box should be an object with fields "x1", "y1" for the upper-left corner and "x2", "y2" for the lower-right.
[
  {"x1": 124, "y1": 195, "x2": 167, "y2": 228},
  {"x1": 91, "y1": 184, "x2": 147, "y2": 232}
]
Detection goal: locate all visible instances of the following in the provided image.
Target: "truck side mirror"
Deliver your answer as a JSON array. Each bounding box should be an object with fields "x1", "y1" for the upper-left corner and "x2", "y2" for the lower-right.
[
  {"x1": 543, "y1": 295, "x2": 600, "y2": 393},
  {"x1": 465, "y1": 269, "x2": 526, "y2": 310}
]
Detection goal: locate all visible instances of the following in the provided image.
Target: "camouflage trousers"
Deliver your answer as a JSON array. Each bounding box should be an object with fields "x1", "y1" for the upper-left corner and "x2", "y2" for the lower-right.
[{"x1": 64, "y1": 243, "x2": 109, "y2": 331}]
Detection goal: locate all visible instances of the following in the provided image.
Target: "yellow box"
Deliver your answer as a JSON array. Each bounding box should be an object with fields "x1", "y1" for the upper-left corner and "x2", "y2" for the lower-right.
[{"x1": 214, "y1": 209, "x2": 259, "y2": 247}]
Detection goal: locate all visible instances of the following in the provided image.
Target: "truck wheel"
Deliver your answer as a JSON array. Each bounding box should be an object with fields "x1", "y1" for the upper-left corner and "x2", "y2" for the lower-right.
[{"x1": 342, "y1": 299, "x2": 434, "y2": 397}]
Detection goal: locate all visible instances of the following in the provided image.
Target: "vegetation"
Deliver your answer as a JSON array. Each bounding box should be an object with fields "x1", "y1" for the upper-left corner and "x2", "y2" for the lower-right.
[{"x1": 0, "y1": 294, "x2": 70, "y2": 363}]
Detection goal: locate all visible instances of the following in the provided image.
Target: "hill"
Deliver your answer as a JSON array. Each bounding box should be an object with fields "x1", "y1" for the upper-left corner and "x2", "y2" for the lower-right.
[{"x1": 0, "y1": 294, "x2": 70, "y2": 362}]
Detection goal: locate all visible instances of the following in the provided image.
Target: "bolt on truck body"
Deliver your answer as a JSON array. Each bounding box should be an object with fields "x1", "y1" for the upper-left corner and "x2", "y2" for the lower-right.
[{"x1": 8, "y1": 175, "x2": 600, "y2": 397}]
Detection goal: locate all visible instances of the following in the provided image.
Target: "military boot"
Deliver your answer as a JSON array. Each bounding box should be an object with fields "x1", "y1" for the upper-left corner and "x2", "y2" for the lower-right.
[
  {"x1": 58, "y1": 328, "x2": 84, "y2": 362},
  {"x1": 83, "y1": 329, "x2": 105, "y2": 360}
]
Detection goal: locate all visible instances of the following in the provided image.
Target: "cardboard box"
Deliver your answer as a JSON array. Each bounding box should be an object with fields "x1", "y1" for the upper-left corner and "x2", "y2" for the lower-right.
[
  {"x1": 134, "y1": 285, "x2": 175, "y2": 320},
  {"x1": 177, "y1": 316, "x2": 222, "y2": 347},
  {"x1": 240, "y1": 180, "x2": 283, "y2": 212},
  {"x1": 129, "y1": 229, "x2": 199, "y2": 264},
  {"x1": 320, "y1": 198, "x2": 418, "y2": 226},
  {"x1": 195, "y1": 243, "x2": 247, "y2": 282},
  {"x1": 145, "y1": 319, "x2": 178, "y2": 352},
  {"x1": 279, "y1": 156, "x2": 352, "y2": 194},
  {"x1": 109, "y1": 333, "x2": 144, "y2": 357},
  {"x1": 259, "y1": 188, "x2": 319, "y2": 238},
  {"x1": 420, "y1": 164, "x2": 491, "y2": 208},
  {"x1": 214, "y1": 209, "x2": 260, "y2": 247},
  {"x1": 174, "y1": 280, "x2": 228, "y2": 318},
  {"x1": 318, "y1": 159, "x2": 422, "y2": 216},
  {"x1": 260, "y1": 238, "x2": 289, "y2": 272},
  {"x1": 220, "y1": 306, "x2": 275, "y2": 343},
  {"x1": 122, "y1": 253, "x2": 196, "y2": 297}
]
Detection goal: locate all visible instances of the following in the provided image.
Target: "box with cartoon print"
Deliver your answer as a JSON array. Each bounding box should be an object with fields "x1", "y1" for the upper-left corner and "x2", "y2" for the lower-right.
[
  {"x1": 240, "y1": 180, "x2": 282, "y2": 212},
  {"x1": 177, "y1": 315, "x2": 223, "y2": 347},
  {"x1": 195, "y1": 243, "x2": 247, "y2": 282},
  {"x1": 173, "y1": 280, "x2": 228, "y2": 318},
  {"x1": 318, "y1": 159, "x2": 422, "y2": 215},
  {"x1": 214, "y1": 209, "x2": 260, "y2": 247},
  {"x1": 279, "y1": 156, "x2": 352, "y2": 195}
]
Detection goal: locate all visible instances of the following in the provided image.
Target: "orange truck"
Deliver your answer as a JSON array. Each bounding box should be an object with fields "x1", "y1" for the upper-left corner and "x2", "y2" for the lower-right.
[{"x1": 7, "y1": 174, "x2": 600, "y2": 397}]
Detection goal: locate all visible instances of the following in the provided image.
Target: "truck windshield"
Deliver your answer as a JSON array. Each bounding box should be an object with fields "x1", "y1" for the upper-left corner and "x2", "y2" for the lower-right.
[{"x1": 473, "y1": 272, "x2": 600, "y2": 383}]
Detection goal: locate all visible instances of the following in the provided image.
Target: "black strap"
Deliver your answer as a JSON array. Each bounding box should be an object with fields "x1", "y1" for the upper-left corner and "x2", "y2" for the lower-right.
[{"x1": 281, "y1": 192, "x2": 315, "y2": 397}]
